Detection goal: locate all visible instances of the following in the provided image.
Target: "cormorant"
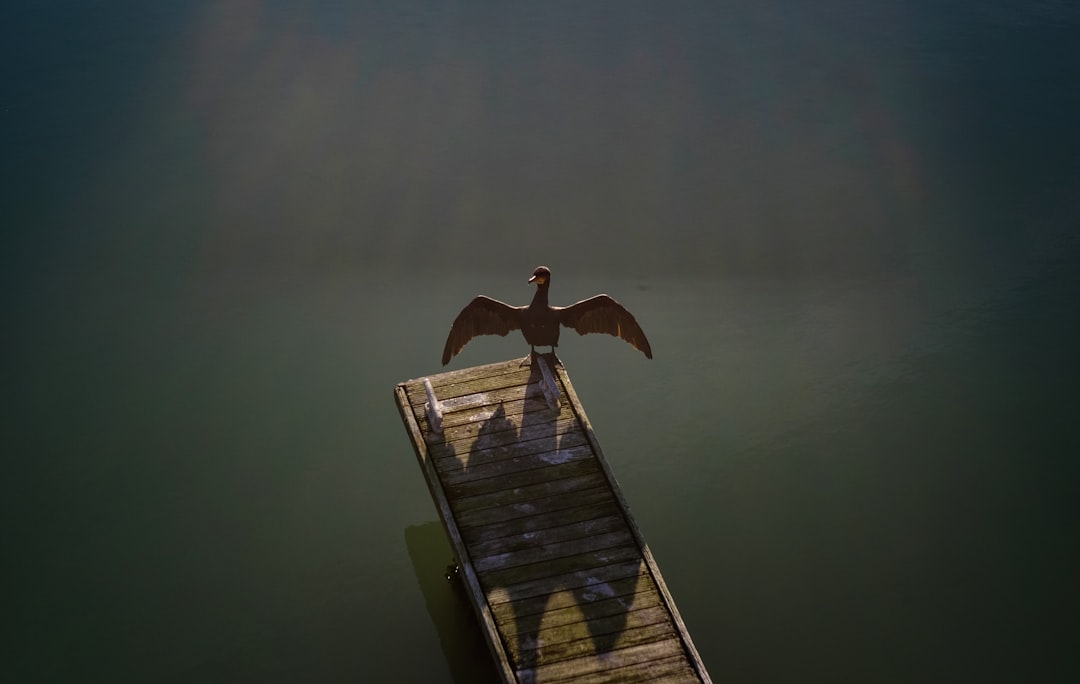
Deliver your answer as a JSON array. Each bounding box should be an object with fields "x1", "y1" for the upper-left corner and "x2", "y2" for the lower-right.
[{"x1": 441, "y1": 266, "x2": 653, "y2": 365}]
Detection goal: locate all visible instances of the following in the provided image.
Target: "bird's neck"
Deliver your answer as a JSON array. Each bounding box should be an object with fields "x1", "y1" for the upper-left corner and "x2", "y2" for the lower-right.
[{"x1": 531, "y1": 283, "x2": 550, "y2": 307}]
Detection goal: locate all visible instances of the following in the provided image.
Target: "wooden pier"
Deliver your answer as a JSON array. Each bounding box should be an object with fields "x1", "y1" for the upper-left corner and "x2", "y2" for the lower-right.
[{"x1": 395, "y1": 355, "x2": 711, "y2": 683}]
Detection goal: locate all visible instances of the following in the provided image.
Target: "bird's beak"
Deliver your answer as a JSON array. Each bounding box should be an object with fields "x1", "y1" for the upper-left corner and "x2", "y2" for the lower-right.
[
  {"x1": 529, "y1": 275, "x2": 546, "y2": 285},
  {"x1": 528, "y1": 275, "x2": 536, "y2": 283}
]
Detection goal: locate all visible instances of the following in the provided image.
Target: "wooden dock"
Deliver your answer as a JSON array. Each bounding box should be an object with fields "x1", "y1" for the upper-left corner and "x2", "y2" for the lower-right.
[{"x1": 395, "y1": 355, "x2": 711, "y2": 683}]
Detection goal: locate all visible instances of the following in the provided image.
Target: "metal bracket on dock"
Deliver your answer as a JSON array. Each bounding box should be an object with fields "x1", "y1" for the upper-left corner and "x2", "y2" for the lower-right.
[
  {"x1": 536, "y1": 355, "x2": 561, "y2": 411},
  {"x1": 422, "y1": 378, "x2": 443, "y2": 435}
]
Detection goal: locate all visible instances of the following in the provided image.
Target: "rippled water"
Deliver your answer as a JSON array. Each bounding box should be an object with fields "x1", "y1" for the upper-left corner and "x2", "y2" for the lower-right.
[{"x1": 3, "y1": 1, "x2": 1078, "y2": 681}]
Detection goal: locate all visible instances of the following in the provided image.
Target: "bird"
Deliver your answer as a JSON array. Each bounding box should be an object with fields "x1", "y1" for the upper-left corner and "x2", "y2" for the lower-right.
[{"x1": 441, "y1": 266, "x2": 653, "y2": 365}]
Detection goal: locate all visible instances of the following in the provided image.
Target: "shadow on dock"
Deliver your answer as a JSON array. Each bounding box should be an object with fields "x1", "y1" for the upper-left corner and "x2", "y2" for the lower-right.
[{"x1": 453, "y1": 362, "x2": 642, "y2": 676}]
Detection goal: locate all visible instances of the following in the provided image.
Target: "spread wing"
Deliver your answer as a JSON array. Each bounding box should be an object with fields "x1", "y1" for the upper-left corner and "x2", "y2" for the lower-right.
[
  {"x1": 556, "y1": 294, "x2": 653, "y2": 359},
  {"x1": 442, "y1": 295, "x2": 523, "y2": 365}
]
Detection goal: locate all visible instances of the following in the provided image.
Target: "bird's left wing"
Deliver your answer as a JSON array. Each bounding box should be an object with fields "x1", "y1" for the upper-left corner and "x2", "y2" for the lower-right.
[
  {"x1": 556, "y1": 295, "x2": 653, "y2": 359},
  {"x1": 442, "y1": 295, "x2": 523, "y2": 365}
]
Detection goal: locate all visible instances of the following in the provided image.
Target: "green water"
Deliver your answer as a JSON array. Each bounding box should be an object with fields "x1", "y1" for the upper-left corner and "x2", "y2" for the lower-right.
[{"x1": 3, "y1": 1, "x2": 1079, "y2": 681}]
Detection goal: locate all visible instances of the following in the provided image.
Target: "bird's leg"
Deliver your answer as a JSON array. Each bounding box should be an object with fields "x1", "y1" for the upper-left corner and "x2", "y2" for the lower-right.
[
  {"x1": 551, "y1": 349, "x2": 564, "y2": 368},
  {"x1": 520, "y1": 347, "x2": 536, "y2": 367}
]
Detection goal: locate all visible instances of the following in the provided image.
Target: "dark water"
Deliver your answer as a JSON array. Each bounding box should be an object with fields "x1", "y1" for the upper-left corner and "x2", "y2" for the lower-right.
[{"x1": 3, "y1": 1, "x2": 1079, "y2": 681}]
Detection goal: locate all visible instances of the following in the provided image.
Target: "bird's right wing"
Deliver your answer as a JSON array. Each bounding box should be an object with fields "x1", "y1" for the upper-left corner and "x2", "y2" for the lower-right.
[
  {"x1": 442, "y1": 295, "x2": 523, "y2": 365},
  {"x1": 556, "y1": 294, "x2": 653, "y2": 359}
]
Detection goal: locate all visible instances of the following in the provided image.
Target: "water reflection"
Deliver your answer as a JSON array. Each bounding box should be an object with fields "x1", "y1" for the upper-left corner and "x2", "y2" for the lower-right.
[{"x1": 404, "y1": 522, "x2": 500, "y2": 684}]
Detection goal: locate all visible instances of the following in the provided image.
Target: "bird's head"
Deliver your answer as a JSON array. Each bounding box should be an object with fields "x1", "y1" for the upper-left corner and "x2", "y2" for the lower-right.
[{"x1": 528, "y1": 266, "x2": 551, "y2": 286}]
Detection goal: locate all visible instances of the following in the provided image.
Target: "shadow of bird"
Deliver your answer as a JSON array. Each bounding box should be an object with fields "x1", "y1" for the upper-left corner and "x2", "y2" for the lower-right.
[{"x1": 442, "y1": 266, "x2": 653, "y2": 365}]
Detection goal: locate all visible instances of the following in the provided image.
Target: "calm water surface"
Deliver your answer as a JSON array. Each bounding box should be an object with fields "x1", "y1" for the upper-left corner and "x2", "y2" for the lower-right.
[{"x1": 3, "y1": 1, "x2": 1078, "y2": 681}]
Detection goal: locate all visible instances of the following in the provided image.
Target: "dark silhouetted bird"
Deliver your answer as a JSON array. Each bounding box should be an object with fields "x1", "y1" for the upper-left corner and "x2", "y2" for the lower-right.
[{"x1": 441, "y1": 266, "x2": 653, "y2": 365}]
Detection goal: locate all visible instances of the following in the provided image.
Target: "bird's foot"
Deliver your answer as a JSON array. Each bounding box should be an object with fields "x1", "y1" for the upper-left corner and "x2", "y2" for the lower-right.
[{"x1": 519, "y1": 350, "x2": 535, "y2": 367}]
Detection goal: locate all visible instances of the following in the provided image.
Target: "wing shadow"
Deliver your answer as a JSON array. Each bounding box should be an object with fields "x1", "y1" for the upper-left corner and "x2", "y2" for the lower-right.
[{"x1": 454, "y1": 356, "x2": 643, "y2": 677}]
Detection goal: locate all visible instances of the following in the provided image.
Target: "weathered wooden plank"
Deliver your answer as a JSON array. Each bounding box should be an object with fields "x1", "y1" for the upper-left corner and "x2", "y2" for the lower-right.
[
  {"x1": 451, "y1": 471, "x2": 607, "y2": 515},
  {"x1": 478, "y1": 544, "x2": 641, "y2": 590},
  {"x1": 410, "y1": 388, "x2": 565, "y2": 431},
  {"x1": 404, "y1": 377, "x2": 530, "y2": 410},
  {"x1": 445, "y1": 458, "x2": 601, "y2": 501},
  {"x1": 491, "y1": 576, "x2": 655, "y2": 623},
  {"x1": 469, "y1": 513, "x2": 627, "y2": 559},
  {"x1": 402, "y1": 357, "x2": 567, "y2": 408},
  {"x1": 455, "y1": 487, "x2": 615, "y2": 529},
  {"x1": 485, "y1": 561, "x2": 648, "y2": 607},
  {"x1": 438, "y1": 443, "x2": 593, "y2": 486},
  {"x1": 469, "y1": 512, "x2": 627, "y2": 562},
  {"x1": 434, "y1": 430, "x2": 590, "y2": 474},
  {"x1": 433, "y1": 412, "x2": 580, "y2": 451},
  {"x1": 404, "y1": 383, "x2": 553, "y2": 440},
  {"x1": 520, "y1": 638, "x2": 688, "y2": 683},
  {"x1": 509, "y1": 605, "x2": 673, "y2": 649},
  {"x1": 426, "y1": 413, "x2": 530, "y2": 449},
  {"x1": 408, "y1": 378, "x2": 568, "y2": 415},
  {"x1": 496, "y1": 588, "x2": 662, "y2": 637},
  {"x1": 416, "y1": 399, "x2": 570, "y2": 436},
  {"x1": 473, "y1": 528, "x2": 634, "y2": 573},
  {"x1": 461, "y1": 501, "x2": 623, "y2": 546},
  {"x1": 511, "y1": 620, "x2": 678, "y2": 669},
  {"x1": 539, "y1": 654, "x2": 699, "y2": 684},
  {"x1": 428, "y1": 416, "x2": 581, "y2": 458},
  {"x1": 419, "y1": 391, "x2": 578, "y2": 430}
]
